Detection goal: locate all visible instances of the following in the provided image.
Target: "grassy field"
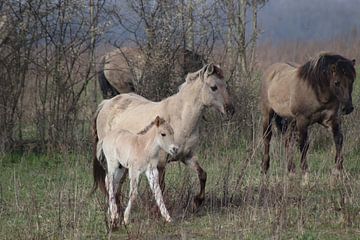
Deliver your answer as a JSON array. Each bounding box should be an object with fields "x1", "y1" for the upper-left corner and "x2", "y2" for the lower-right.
[
  {"x1": 1, "y1": 130, "x2": 360, "y2": 240},
  {"x1": 1, "y1": 70, "x2": 360, "y2": 240}
]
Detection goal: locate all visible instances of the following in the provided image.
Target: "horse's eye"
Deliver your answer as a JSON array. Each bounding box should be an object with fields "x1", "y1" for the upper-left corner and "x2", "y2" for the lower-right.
[
  {"x1": 161, "y1": 133, "x2": 166, "y2": 137},
  {"x1": 210, "y1": 85, "x2": 218, "y2": 91}
]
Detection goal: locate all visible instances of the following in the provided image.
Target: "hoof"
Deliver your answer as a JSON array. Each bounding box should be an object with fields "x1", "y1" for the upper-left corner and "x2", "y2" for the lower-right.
[
  {"x1": 330, "y1": 168, "x2": 342, "y2": 187},
  {"x1": 288, "y1": 171, "x2": 296, "y2": 178},
  {"x1": 301, "y1": 172, "x2": 309, "y2": 187},
  {"x1": 191, "y1": 196, "x2": 204, "y2": 212},
  {"x1": 331, "y1": 168, "x2": 342, "y2": 177},
  {"x1": 150, "y1": 205, "x2": 161, "y2": 218},
  {"x1": 123, "y1": 218, "x2": 129, "y2": 226},
  {"x1": 166, "y1": 217, "x2": 173, "y2": 223},
  {"x1": 110, "y1": 218, "x2": 120, "y2": 230}
]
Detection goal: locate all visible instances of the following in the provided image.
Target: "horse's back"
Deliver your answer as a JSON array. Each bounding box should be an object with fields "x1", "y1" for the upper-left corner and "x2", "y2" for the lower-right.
[
  {"x1": 261, "y1": 62, "x2": 299, "y2": 117},
  {"x1": 97, "y1": 93, "x2": 159, "y2": 139},
  {"x1": 102, "y1": 48, "x2": 142, "y2": 94},
  {"x1": 102, "y1": 128, "x2": 135, "y2": 167}
]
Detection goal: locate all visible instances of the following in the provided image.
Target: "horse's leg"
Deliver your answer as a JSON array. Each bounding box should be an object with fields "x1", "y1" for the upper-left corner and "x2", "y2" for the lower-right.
[
  {"x1": 182, "y1": 155, "x2": 207, "y2": 210},
  {"x1": 114, "y1": 168, "x2": 128, "y2": 217},
  {"x1": 145, "y1": 167, "x2": 172, "y2": 222},
  {"x1": 106, "y1": 171, "x2": 119, "y2": 228},
  {"x1": 157, "y1": 165, "x2": 166, "y2": 193},
  {"x1": 286, "y1": 123, "x2": 296, "y2": 175},
  {"x1": 297, "y1": 118, "x2": 310, "y2": 185},
  {"x1": 123, "y1": 169, "x2": 139, "y2": 225},
  {"x1": 261, "y1": 109, "x2": 274, "y2": 174},
  {"x1": 330, "y1": 118, "x2": 344, "y2": 175}
]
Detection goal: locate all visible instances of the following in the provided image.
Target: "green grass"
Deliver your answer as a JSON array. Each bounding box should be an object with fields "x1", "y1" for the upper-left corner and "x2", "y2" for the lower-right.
[
  {"x1": 1, "y1": 68, "x2": 359, "y2": 240},
  {"x1": 1, "y1": 133, "x2": 360, "y2": 240}
]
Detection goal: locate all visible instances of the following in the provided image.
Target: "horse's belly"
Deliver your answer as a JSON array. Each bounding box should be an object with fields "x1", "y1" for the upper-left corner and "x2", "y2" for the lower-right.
[{"x1": 268, "y1": 92, "x2": 293, "y2": 117}]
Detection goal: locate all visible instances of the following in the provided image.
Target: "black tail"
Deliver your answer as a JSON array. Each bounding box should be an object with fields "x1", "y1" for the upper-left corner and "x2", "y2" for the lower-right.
[
  {"x1": 90, "y1": 105, "x2": 107, "y2": 196},
  {"x1": 98, "y1": 69, "x2": 119, "y2": 99},
  {"x1": 274, "y1": 114, "x2": 289, "y2": 134}
]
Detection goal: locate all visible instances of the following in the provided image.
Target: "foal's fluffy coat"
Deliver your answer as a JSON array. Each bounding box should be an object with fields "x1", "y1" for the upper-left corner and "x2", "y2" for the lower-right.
[{"x1": 97, "y1": 116, "x2": 179, "y2": 226}]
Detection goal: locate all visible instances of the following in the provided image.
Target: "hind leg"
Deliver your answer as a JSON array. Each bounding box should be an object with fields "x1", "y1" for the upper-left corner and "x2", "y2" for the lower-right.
[
  {"x1": 114, "y1": 168, "x2": 128, "y2": 217},
  {"x1": 285, "y1": 122, "x2": 297, "y2": 175},
  {"x1": 261, "y1": 109, "x2": 274, "y2": 174},
  {"x1": 296, "y1": 118, "x2": 310, "y2": 185},
  {"x1": 106, "y1": 170, "x2": 120, "y2": 228},
  {"x1": 123, "y1": 169, "x2": 140, "y2": 225}
]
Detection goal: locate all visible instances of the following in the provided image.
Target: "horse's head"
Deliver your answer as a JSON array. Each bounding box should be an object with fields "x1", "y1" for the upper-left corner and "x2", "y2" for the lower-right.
[
  {"x1": 329, "y1": 59, "x2": 356, "y2": 115},
  {"x1": 186, "y1": 64, "x2": 235, "y2": 117},
  {"x1": 154, "y1": 116, "x2": 179, "y2": 156}
]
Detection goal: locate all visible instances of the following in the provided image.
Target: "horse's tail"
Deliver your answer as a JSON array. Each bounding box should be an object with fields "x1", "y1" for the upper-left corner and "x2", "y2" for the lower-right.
[
  {"x1": 274, "y1": 114, "x2": 288, "y2": 134},
  {"x1": 98, "y1": 57, "x2": 119, "y2": 99},
  {"x1": 90, "y1": 102, "x2": 108, "y2": 196}
]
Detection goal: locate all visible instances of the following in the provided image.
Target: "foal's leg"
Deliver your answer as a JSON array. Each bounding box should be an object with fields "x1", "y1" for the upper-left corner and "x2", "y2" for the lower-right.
[
  {"x1": 182, "y1": 155, "x2": 207, "y2": 210},
  {"x1": 157, "y1": 165, "x2": 166, "y2": 193},
  {"x1": 261, "y1": 109, "x2": 274, "y2": 174},
  {"x1": 329, "y1": 118, "x2": 344, "y2": 175},
  {"x1": 145, "y1": 167, "x2": 172, "y2": 222},
  {"x1": 106, "y1": 170, "x2": 119, "y2": 227},
  {"x1": 123, "y1": 169, "x2": 139, "y2": 225},
  {"x1": 296, "y1": 118, "x2": 310, "y2": 185}
]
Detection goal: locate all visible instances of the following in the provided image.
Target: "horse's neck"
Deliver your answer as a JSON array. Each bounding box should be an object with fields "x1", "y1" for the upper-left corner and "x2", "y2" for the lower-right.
[{"x1": 164, "y1": 80, "x2": 204, "y2": 137}]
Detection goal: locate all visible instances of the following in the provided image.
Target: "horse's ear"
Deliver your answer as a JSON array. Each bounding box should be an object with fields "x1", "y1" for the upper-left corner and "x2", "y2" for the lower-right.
[
  {"x1": 331, "y1": 64, "x2": 337, "y2": 74},
  {"x1": 155, "y1": 116, "x2": 161, "y2": 127},
  {"x1": 352, "y1": 59, "x2": 356, "y2": 66},
  {"x1": 206, "y1": 63, "x2": 214, "y2": 75}
]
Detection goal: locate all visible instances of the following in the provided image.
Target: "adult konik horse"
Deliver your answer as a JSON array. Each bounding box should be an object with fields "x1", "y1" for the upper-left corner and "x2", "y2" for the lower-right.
[{"x1": 92, "y1": 64, "x2": 235, "y2": 212}]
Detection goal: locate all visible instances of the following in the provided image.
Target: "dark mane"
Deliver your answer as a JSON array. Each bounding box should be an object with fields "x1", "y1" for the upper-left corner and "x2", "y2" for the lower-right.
[
  {"x1": 213, "y1": 65, "x2": 224, "y2": 79},
  {"x1": 297, "y1": 52, "x2": 356, "y2": 94},
  {"x1": 137, "y1": 117, "x2": 166, "y2": 135}
]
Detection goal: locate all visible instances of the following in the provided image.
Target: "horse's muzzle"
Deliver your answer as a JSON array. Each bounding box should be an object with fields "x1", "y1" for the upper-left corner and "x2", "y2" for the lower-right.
[
  {"x1": 342, "y1": 105, "x2": 354, "y2": 115},
  {"x1": 225, "y1": 104, "x2": 235, "y2": 117},
  {"x1": 342, "y1": 101, "x2": 354, "y2": 115}
]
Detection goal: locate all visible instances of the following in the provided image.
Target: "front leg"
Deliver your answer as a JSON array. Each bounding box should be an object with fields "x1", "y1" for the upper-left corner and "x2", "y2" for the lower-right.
[
  {"x1": 330, "y1": 118, "x2": 344, "y2": 175},
  {"x1": 145, "y1": 167, "x2": 172, "y2": 222},
  {"x1": 182, "y1": 154, "x2": 207, "y2": 210}
]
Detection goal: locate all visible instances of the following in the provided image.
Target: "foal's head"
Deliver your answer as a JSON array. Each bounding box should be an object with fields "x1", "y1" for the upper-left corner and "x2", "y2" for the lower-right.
[{"x1": 153, "y1": 116, "x2": 179, "y2": 156}]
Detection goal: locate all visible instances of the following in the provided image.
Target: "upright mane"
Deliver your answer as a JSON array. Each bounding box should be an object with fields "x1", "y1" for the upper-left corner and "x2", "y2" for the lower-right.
[
  {"x1": 184, "y1": 64, "x2": 224, "y2": 84},
  {"x1": 297, "y1": 52, "x2": 356, "y2": 94},
  {"x1": 137, "y1": 117, "x2": 166, "y2": 135}
]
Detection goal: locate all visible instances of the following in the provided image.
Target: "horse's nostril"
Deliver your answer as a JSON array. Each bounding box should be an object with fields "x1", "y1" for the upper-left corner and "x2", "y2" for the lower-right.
[
  {"x1": 348, "y1": 106, "x2": 354, "y2": 114},
  {"x1": 342, "y1": 105, "x2": 354, "y2": 115},
  {"x1": 173, "y1": 147, "x2": 178, "y2": 154}
]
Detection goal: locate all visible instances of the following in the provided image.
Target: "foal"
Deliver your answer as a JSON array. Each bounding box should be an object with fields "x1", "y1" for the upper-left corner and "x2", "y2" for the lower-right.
[{"x1": 97, "y1": 116, "x2": 179, "y2": 226}]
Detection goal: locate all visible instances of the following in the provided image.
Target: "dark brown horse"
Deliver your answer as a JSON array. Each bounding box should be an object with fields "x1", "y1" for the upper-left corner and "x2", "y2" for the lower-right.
[
  {"x1": 98, "y1": 47, "x2": 205, "y2": 98},
  {"x1": 261, "y1": 52, "x2": 356, "y2": 183}
]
